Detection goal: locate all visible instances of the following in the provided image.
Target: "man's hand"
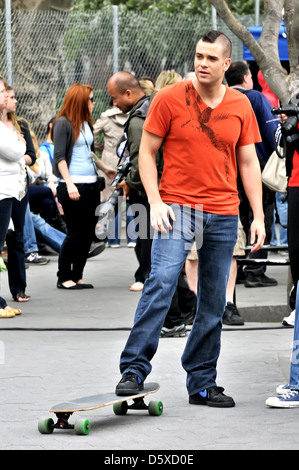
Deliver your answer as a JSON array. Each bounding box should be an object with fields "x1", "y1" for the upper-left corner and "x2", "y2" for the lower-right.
[
  {"x1": 116, "y1": 180, "x2": 131, "y2": 197},
  {"x1": 150, "y1": 202, "x2": 176, "y2": 233},
  {"x1": 249, "y1": 218, "x2": 266, "y2": 252}
]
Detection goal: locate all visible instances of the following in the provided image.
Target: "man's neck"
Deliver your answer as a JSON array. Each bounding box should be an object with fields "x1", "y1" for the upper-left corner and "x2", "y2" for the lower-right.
[
  {"x1": 193, "y1": 79, "x2": 227, "y2": 109},
  {"x1": 230, "y1": 84, "x2": 247, "y2": 90}
]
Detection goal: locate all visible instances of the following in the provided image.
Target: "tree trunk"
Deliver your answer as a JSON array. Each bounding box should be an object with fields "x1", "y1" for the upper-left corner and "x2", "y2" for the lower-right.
[{"x1": 209, "y1": 0, "x2": 299, "y2": 104}]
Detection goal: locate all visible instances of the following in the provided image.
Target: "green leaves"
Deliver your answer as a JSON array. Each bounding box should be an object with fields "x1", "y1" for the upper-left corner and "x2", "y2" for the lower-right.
[{"x1": 74, "y1": 0, "x2": 263, "y2": 16}]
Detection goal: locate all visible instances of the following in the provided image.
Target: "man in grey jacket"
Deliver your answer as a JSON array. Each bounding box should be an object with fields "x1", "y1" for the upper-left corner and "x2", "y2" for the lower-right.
[{"x1": 108, "y1": 72, "x2": 163, "y2": 289}]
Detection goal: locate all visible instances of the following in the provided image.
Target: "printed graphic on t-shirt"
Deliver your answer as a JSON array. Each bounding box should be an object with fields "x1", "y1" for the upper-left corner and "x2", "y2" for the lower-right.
[{"x1": 182, "y1": 82, "x2": 230, "y2": 181}]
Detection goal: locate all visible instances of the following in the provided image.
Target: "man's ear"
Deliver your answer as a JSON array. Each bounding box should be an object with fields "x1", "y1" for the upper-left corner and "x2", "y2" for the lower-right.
[
  {"x1": 223, "y1": 57, "x2": 231, "y2": 72},
  {"x1": 125, "y1": 89, "x2": 132, "y2": 99}
]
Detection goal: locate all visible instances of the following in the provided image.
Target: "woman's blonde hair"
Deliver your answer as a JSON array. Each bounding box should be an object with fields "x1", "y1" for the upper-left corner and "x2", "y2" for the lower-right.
[
  {"x1": 155, "y1": 70, "x2": 182, "y2": 90},
  {"x1": 139, "y1": 78, "x2": 155, "y2": 96}
]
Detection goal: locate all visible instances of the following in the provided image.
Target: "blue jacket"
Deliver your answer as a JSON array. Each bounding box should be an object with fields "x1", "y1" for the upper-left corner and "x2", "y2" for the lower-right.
[{"x1": 235, "y1": 87, "x2": 278, "y2": 163}]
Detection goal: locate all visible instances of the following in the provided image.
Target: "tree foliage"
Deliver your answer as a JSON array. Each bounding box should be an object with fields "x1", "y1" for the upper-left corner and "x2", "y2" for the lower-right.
[
  {"x1": 0, "y1": 0, "x2": 75, "y2": 10},
  {"x1": 73, "y1": 0, "x2": 262, "y2": 16}
]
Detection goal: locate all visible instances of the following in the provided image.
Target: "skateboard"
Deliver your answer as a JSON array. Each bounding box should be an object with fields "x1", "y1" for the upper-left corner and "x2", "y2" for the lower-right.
[{"x1": 38, "y1": 382, "x2": 162, "y2": 435}]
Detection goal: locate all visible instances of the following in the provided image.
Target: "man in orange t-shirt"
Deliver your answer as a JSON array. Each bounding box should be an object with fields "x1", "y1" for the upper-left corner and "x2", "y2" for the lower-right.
[
  {"x1": 116, "y1": 31, "x2": 265, "y2": 407},
  {"x1": 144, "y1": 78, "x2": 261, "y2": 215}
]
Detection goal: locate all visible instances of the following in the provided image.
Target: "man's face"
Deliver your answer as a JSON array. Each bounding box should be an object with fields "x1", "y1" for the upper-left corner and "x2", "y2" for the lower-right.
[
  {"x1": 108, "y1": 81, "x2": 132, "y2": 113},
  {"x1": 0, "y1": 82, "x2": 8, "y2": 109},
  {"x1": 88, "y1": 91, "x2": 95, "y2": 116},
  {"x1": 194, "y1": 39, "x2": 231, "y2": 86}
]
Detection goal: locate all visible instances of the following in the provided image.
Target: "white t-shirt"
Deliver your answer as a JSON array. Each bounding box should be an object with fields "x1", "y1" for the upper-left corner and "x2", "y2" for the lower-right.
[{"x1": 0, "y1": 121, "x2": 27, "y2": 200}]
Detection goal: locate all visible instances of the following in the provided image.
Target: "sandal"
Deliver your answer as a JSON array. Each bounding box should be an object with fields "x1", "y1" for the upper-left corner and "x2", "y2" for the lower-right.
[
  {"x1": 5, "y1": 306, "x2": 22, "y2": 315},
  {"x1": 13, "y1": 292, "x2": 30, "y2": 302},
  {"x1": 0, "y1": 308, "x2": 15, "y2": 318}
]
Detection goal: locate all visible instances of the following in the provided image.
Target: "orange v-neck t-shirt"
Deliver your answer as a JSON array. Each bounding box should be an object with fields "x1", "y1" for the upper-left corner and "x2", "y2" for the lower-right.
[{"x1": 143, "y1": 81, "x2": 261, "y2": 215}]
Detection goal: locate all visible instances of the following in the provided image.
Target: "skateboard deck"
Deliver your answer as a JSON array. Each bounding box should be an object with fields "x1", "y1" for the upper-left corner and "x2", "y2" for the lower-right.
[{"x1": 38, "y1": 382, "x2": 162, "y2": 435}]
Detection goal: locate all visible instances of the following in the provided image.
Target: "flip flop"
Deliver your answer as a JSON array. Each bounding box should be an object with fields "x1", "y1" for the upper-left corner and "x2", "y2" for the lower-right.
[
  {"x1": 13, "y1": 292, "x2": 30, "y2": 302},
  {"x1": 0, "y1": 308, "x2": 15, "y2": 318}
]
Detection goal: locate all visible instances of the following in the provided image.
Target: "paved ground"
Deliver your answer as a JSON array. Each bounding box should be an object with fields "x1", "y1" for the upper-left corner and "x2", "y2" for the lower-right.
[{"x1": 0, "y1": 244, "x2": 298, "y2": 451}]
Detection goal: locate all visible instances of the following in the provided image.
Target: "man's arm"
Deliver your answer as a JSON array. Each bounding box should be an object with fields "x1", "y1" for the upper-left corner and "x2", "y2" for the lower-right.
[
  {"x1": 139, "y1": 129, "x2": 175, "y2": 232},
  {"x1": 237, "y1": 143, "x2": 266, "y2": 252}
]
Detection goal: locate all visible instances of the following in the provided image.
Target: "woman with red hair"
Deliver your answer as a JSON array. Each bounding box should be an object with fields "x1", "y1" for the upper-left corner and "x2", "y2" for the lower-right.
[{"x1": 52, "y1": 83, "x2": 114, "y2": 289}]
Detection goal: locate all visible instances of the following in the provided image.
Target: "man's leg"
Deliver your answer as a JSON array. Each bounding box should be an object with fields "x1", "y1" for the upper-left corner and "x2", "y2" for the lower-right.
[
  {"x1": 23, "y1": 203, "x2": 39, "y2": 254},
  {"x1": 32, "y1": 213, "x2": 66, "y2": 253},
  {"x1": 182, "y1": 213, "x2": 238, "y2": 398},
  {"x1": 117, "y1": 204, "x2": 193, "y2": 394}
]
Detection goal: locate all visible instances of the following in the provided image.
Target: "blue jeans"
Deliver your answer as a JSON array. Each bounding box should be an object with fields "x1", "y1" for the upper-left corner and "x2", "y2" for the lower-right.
[
  {"x1": 271, "y1": 192, "x2": 288, "y2": 246},
  {"x1": 31, "y1": 213, "x2": 66, "y2": 253},
  {"x1": 289, "y1": 282, "x2": 299, "y2": 390},
  {"x1": 24, "y1": 204, "x2": 66, "y2": 253},
  {"x1": 23, "y1": 204, "x2": 39, "y2": 254},
  {"x1": 119, "y1": 205, "x2": 238, "y2": 395}
]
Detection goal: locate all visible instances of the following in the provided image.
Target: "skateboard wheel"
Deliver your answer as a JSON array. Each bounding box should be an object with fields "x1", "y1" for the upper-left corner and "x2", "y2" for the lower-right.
[
  {"x1": 38, "y1": 417, "x2": 54, "y2": 434},
  {"x1": 113, "y1": 401, "x2": 128, "y2": 415},
  {"x1": 74, "y1": 419, "x2": 91, "y2": 435},
  {"x1": 148, "y1": 400, "x2": 163, "y2": 416}
]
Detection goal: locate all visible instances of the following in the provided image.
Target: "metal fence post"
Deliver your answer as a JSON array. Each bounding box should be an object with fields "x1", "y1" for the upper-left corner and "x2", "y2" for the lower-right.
[
  {"x1": 255, "y1": 0, "x2": 260, "y2": 25},
  {"x1": 211, "y1": 5, "x2": 217, "y2": 30},
  {"x1": 5, "y1": 0, "x2": 13, "y2": 85},
  {"x1": 113, "y1": 5, "x2": 118, "y2": 73}
]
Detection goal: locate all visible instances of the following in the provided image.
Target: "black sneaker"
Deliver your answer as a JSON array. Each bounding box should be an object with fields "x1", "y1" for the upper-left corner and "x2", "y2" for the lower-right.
[
  {"x1": 189, "y1": 386, "x2": 235, "y2": 407},
  {"x1": 115, "y1": 372, "x2": 144, "y2": 396},
  {"x1": 87, "y1": 241, "x2": 106, "y2": 258},
  {"x1": 223, "y1": 302, "x2": 244, "y2": 326},
  {"x1": 244, "y1": 272, "x2": 277, "y2": 288}
]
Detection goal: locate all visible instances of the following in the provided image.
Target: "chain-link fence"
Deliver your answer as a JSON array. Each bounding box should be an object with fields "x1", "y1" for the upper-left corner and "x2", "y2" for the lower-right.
[{"x1": 0, "y1": 7, "x2": 255, "y2": 142}]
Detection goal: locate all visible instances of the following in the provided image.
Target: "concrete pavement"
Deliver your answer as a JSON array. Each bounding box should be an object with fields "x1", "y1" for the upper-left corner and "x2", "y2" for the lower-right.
[{"x1": 0, "y1": 244, "x2": 298, "y2": 451}]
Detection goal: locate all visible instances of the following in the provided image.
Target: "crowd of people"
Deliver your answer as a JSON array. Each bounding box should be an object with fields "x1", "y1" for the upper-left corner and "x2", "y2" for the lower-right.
[{"x1": 0, "y1": 29, "x2": 298, "y2": 408}]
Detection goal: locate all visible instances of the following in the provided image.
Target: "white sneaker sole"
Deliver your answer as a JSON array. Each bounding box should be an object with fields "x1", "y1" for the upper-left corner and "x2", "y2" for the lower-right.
[{"x1": 266, "y1": 396, "x2": 299, "y2": 408}]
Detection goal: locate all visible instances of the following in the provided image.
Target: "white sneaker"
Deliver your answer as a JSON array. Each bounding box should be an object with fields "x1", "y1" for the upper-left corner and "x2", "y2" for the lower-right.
[
  {"x1": 127, "y1": 242, "x2": 136, "y2": 248},
  {"x1": 25, "y1": 252, "x2": 49, "y2": 265},
  {"x1": 266, "y1": 389, "x2": 299, "y2": 408},
  {"x1": 282, "y1": 310, "x2": 295, "y2": 327}
]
